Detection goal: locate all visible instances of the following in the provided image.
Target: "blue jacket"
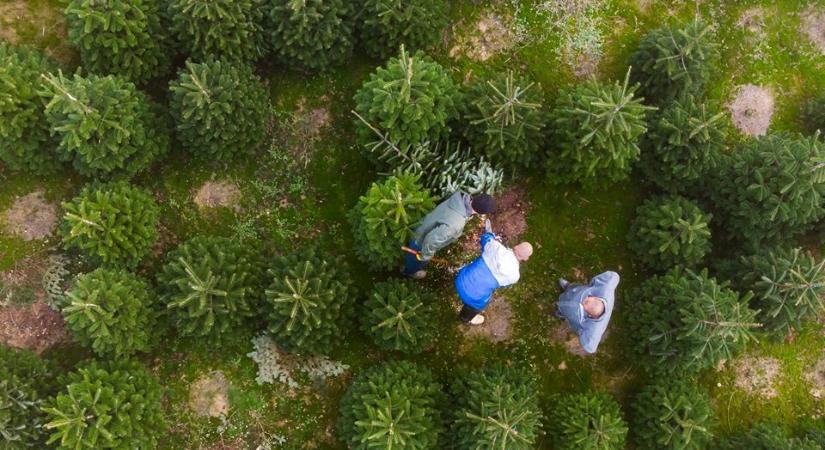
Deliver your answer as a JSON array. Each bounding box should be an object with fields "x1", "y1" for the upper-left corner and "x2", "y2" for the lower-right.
[
  {"x1": 557, "y1": 271, "x2": 619, "y2": 354},
  {"x1": 455, "y1": 233, "x2": 521, "y2": 310}
]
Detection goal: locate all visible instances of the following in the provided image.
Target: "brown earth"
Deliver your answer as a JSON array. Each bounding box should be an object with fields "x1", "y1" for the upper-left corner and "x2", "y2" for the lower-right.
[
  {"x1": 729, "y1": 84, "x2": 774, "y2": 137},
  {"x1": 0, "y1": 254, "x2": 48, "y2": 304},
  {"x1": 189, "y1": 370, "x2": 231, "y2": 418},
  {"x1": 802, "y1": 7, "x2": 825, "y2": 55},
  {"x1": 449, "y1": 11, "x2": 515, "y2": 62},
  {"x1": 193, "y1": 181, "x2": 241, "y2": 211},
  {"x1": 549, "y1": 321, "x2": 591, "y2": 356},
  {"x1": 458, "y1": 185, "x2": 531, "y2": 256},
  {"x1": 4, "y1": 191, "x2": 58, "y2": 241},
  {"x1": 0, "y1": 301, "x2": 67, "y2": 353},
  {"x1": 733, "y1": 356, "x2": 781, "y2": 399},
  {"x1": 461, "y1": 295, "x2": 513, "y2": 343}
]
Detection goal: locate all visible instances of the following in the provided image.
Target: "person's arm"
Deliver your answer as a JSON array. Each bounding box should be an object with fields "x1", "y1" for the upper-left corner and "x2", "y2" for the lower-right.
[
  {"x1": 418, "y1": 223, "x2": 455, "y2": 261},
  {"x1": 589, "y1": 271, "x2": 620, "y2": 300},
  {"x1": 479, "y1": 232, "x2": 497, "y2": 251},
  {"x1": 578, "y1": 324, "x2": 602, "y2": 354}
]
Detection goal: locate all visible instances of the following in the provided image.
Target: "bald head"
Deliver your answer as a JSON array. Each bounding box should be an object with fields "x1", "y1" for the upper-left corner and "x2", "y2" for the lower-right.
[
  {"x1": 513, "y1": 242, "x2": 533, "y2": 262},
  {"x1": 583, "y1": 296, "x2": 605, "y2": 318}
]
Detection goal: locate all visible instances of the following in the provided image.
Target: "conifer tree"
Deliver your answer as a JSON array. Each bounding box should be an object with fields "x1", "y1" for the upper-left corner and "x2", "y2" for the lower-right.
[
  {"x1": 338, "y1": 361, "x2": 444, "y2": 450},
  {"x1": 264, "y1": 250, "x2": 353, "y2": 354},
  {"x1": 358, "y1": 0, "x2": 449, "y2": 59},
  {"x1": 631, "y1": 379, "x2": 715, "y2": 450},
  {"x1": 360, "y1": 279, "x2": 437, "y2": 354},
  {"x1": 350, "y1": 174, "x2": 436, "y2": 271},
  {"x1": 158, "y1": 236, "x2": 263, "y2": 339},
  {"x1": 548, "y1": 391, "x2": 628, "y2": 450},
  {"x1": 0, "y1": 346, "x2": 59, "y2": 449},
  {"x1": 169, "y1": 60, "x2": 269, "y2": 161},
  {"x1": 268, "y1": 0, "x2": 354, "y2": 71},
  {"x1": 712, "y1": 423, "x2": 822, "y2": 450},
  {"x1": 65, "y1": 0, "x2": 173, "y2": 83},
  {"x1": 41, "y1": 72, "x2": 169, "y2": 178},
  {"x1": 168, "y1": 0, "x2": 266, "y2": 63},
  {"x1": 60, "y1": 182, "x2": 159, "y2": 268},
  {"x1": 0, "y1": 42, "x2": 59, "y2": 175},
  {"x1": 628, "y1": 196, "x2": 712, "y2": 270},
  {"x1": 460, "y1": 70, "x2": 548, "y2": 168},
  {"x1": 63, "y1": 268, "x2": 155, "y2": 357},
  {"x1": 547, "y1": 68, "x2": 653, "y2": 183}
]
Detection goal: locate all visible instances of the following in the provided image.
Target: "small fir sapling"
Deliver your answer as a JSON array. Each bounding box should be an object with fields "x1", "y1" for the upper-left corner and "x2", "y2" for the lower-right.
[
  {"x1": 357, "y1": 0, "x2": 449, "y2": 59},
  {"x1": 167, "y1": 0, "x2": 266, "y2": 63},
  {"x1": 628, "y1": 196, "x2": 712, "y2": 270},
  {"x1": 0, "y1": 346, "x2": 60, "y2": 449},
  {"x1": 631, "y1": 379, "x2": 715, "y2": 450},
  {"x1": 360, "y1": 279, "x2": 437, "y2": 354},
  {"x1": 267, "y1": 0, "x2": 355, "y2": 70},
  {"x1": 547, "y1": 391, "x2": 628, "y2": 450}
]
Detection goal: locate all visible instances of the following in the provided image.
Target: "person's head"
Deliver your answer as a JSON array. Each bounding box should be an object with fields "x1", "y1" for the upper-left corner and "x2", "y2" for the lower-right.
[
  {"x1": 513, "y1": 242, "x2": 533, "y2": 262},
  {"x1": 471, "y1": 194, "x2": 496, "y2": 215},
  {"x1": 583, "y1": 296, "x2": 605, "y2": 319}
]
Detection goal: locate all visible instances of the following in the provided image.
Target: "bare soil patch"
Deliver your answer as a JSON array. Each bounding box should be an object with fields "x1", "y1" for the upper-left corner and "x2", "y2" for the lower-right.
[
  {"x1": 449, "y1": 11, "x2": 515, "y2": 62},
  {"x1": 806, "y1": 355, "x2": 825, "y2": 400},
  {"x1": 0, "y1": 301, "x2": 67, "y2": 353},
  {"x1": 189, "y1": 370, "x2": 231, "y2": 418},
  {"x1": 0, "y1": 254, "x2": 49, "y2": 305},
  {"x1": 729, "y1": 84, "x2": 774, "y2": 137},
  {"x1": 0, "y1": 0, "x2": 73, "y2": 63},
  {"x1": 461, "y1": 295, "x2": 513, "y2": 343},
  {"x1": 4, "y1": 191, "x2": 57, "y2": 241},
  {"x1": 802, "y1": 7, "x2": 825, "y2": 55},
  {"x1": 193, "y1": 181, "x2": 241, "y2": 211},
  {"x1": 733, "y1": 356, "x2": 781, "y2": 399},
  {"x1": 549, "y1": 321, "x2": 590, "y2": 356},
  {"x1": 457, "y1": 185, "x2": 531, "y2": 257},
  {"x1": 0, "y1": 1, "x2": 28, "y2": 43}
]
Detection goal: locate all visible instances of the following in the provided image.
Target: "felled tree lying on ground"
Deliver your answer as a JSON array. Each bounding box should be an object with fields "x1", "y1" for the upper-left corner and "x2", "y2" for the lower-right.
[
  {"x1": 41, "y1": 72, "x2": 168, "y2": 178},
  {"x1": 268, "y1": 0, "x2": 354, "y2": 71},
  {"x1": 158, "y1": 236, "x2": 262, "y2": 339},
  {"x1": 338, "y1": 361, "x2": 444, "y2": 450},
  {"x1": 628, "y1": 267, "x2": 759, "y2": 375},
  {"x1": 630, "y1": 19, "x2": 718, "y2": 102},
  {"x1": 628, "y1": 196, "x2": 712, "y2": 270},
  {"x1": 360, "y1": 279, "x2": 437, "y2": 354},
  {"x1": 357, "y1": 0, "x2": 449, "y2": 59},
  {"x1": 631, "y1": 379, "x2": 715, "y2": 450},
  {"x1": 168, "y1": 0, "x2": 266, "y2": 63},
  {"x1": 60, "y1": 182, "x2": 159, "y2": 268},
  {"x1": 711, "y1": 422, "x2": 822, "y2": 450},
  {"x1": 42, "y1": 360, "x2": 164, "y2": 450},
  {"x1": 547, "y1": 68, "x2": 653, "y2": 183},
  {"x1": 450, "y1": 365, "x2": 543, "y2": 450},
  {"x1": 0, "y1": 346, "x2": 60, "y2": 449},
  {"x1": 264, "y1": 250, "x2": 353, "y2": 354},
  {"x1": 350, "y1": 174, "x2": 436, "y2": 271},
  {"x1": 459, "y1": 70, "x2": 548, "y2": 168},
  {"x1": 65, "y1": 0, "x2": 173, "y2": 83},
  {"x1": 0, "y1": 42, "x2": 59, "y2": 175},
  {"x1": 547, "y1": 391, "x2": 628, "y2": 450},
  {"x1": 169, "y1": 60, "x2": 269, "y2": 161}
]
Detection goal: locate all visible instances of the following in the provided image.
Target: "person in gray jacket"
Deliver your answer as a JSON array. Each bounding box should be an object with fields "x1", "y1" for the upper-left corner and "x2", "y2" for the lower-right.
[
  {"x1": 402, "y1": 192, "x2": 496, "y2": 279},
  {"x1": 555, "y1": 271, "x2": 619, "y2": 354}
]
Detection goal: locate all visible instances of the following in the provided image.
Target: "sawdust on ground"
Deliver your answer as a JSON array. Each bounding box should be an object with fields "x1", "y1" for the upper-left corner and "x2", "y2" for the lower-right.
[
  {"x1": 0, "y1": 301, "x2": 67, "y2": 353},
  {"x1": 460, "y1": 295, "x2": 513, "y2": 343},
  {"x1": 193, "y1": 181, "x2": 241, "y2": 211},
  {"x1": 732, "y1": 356, "x2": 781, "y2": 399},
  {"x1": 729, "y1": 84, "x2": 774, "y2": 137},
  {"x1": 806, "y1": 355, "x2": 825, "y2": 400},
  {"x1": 449, "y1": 11, "x2": 515, "y2": 62},
  {"x1": 189, "y1": 370, "x2": 231, "y2": 418},
  {"x1": 802, "y1": 7, "x2": 825, "y2": 55},
  {"x1": 3, "y1": 191, "x2": 58, "y2": 241}
]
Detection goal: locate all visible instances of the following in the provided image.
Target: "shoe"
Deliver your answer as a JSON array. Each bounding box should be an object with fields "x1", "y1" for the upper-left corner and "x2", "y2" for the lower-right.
[
  {"x1": 469, "y1": 315, "x2": 485, "y2": 325},
  {"x1": 558, "y1": 278, "x2": 569, "y2": 290}
]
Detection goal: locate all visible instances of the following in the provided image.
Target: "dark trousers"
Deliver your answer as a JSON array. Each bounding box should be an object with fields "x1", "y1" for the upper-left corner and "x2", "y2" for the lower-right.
[
  {"x1": 402, "y1": 240, "x2": 428, "y2": 275},
  {"x1": 459, "y1": 304, "x2": 482, "y2": 322}
]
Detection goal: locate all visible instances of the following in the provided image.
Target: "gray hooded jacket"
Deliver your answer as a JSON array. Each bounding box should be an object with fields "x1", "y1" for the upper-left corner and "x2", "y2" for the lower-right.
[{"x1": 412, "y1": 191, "x2": 472, "y2": 260}]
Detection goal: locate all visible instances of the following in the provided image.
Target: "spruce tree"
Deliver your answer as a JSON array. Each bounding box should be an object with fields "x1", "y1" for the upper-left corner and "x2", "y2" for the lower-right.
[
  {"x1": 641, "y1": 94, "x2": 726, "y2": 194},
  {"x1": 712, "y1": 423, "x2": 822, "y2": 450},
  {"x1": 358, "y1": 0, "x2": 449, "y2": 59},
  {"x1": 60, "y1": 182, "x2": 159, "y2": 269},
  {"x1": 168, "y1": 0, "x2": 266, "y2": 63},
  {"x1": 459, "y1": 70, "x2": 548, "y2": 168},
  {"x1": 547, "y1": 68, "x2": 653, "y2": 183},
  {"x1": 631, "y1": 379, "x2": 715, "y2": 450},
  {"x1": 264, "y1": 250, "x2": 353, "y2": 354},
  {"x1": 63, "y1": 268, "x2": 156, "y2": 357},
  {"x1": 0, "y1": 42, "x2": 59, "y2": 175},
  {"x1": 41, "y1": 72, "x2": 169, "y2": 178},
  {"x1": 548, "y1": 391, "x2": 628, "y2": 450},
  {"x1": 350, "y1": 174, "x2": 436, "y2": 271},
  {"x1": 42, "y1": 360, "x2": 164, "y2": 450},
  {"x1": 630, "y1": 19, "x2": 719, "y2": 102},
  {"x1": 338, "y1": 361, "x2": 444, "y2": 450},
  {"x1": 360, "y1": 279, "x2": 437, "y2": 354},
  {"x1": 0, "y1": 346, "x2": 59, "y2": 449},
  {"x1": 169, "y1": 60, "x2": 269, "y2": 161},
  {"x1": 267, "y1": 0, "x2": 354, "y2": 71},
  {"x1": 65, "y1": 0, "x2": 173, "y2": 84},
  {"x1": 628, "y1": 196, "x2": 712, "y2": 270},
  {"x1": 711, "y1": 132, "x2": 825, "y2": 248},
  {"x1": 158, "y1": 236, "x2": 263, "y2": 339}
]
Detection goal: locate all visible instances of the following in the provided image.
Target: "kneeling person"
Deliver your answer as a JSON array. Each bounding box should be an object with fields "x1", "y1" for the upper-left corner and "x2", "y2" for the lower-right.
[{"x1": 556, "y1": 271, "x2": 619, "y2": 354}]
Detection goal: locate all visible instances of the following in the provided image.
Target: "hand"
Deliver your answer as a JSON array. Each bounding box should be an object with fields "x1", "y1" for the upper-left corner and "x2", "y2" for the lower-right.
[{"x1": 484, "y1": 218, "x2": 492, "y2": 233}]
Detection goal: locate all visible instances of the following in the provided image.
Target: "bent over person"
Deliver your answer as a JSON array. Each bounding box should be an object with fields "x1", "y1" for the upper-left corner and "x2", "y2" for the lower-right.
[
  {"x1": 555, "y1": 271, "x2": 619, "y2": 354},
  {"x1": 402, "y1": 191, "x2": 496, "y2": 279},
  {"x1": 455, "y1": 232, "x2": 533, "y2": 325}
]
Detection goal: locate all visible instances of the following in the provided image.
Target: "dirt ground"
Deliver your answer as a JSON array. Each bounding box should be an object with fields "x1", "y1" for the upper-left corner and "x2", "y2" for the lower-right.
[
  {"x1": 449, "y1": 11, "x2": 515, "y2": 62},
  {"x1": 458, "y1": 185, "x2": 531, "y2": 256},
  {"x1": 0, "y1": 0, "x2": 72, "y2": 63},
  {"x1": 801, "y1": 7, "x2": 825, "y2": 55},
  {"x1": 193, "y1": 181, "x2": 241, "y2": 211},
  {"x1": 733, "y1": 356, "x2": 781, "y2": 399},
  {"x1": 4, "y1": 191, "x2": 58, "y2": 241},
  {"x1": 729, "y1": 84, "x2": 774, "y2": 137},
  {"x1": 549, "y1": 321, "x2": 590, "y2": 356},
  {"x1": 0, "y1": 301, "x2": 67, "y2": 353},
  {"x1": 189, "y1": 370, "x2": 231, "y2": 418},
  {"x1": 460, "y1": 295, "x2": 513, "y2": 343},
  {"x1": 806, "y1": 355, "x2": 825, "y2": 400}
]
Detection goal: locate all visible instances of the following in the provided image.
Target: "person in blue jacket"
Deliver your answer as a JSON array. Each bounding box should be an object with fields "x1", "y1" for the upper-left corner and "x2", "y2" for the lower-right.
[
  {"x1": 555, "y1": 271, "x2": 619, "y2": 354},
  {"x1": 455, "y1": 225, "x2": 533, "y2": 325}
]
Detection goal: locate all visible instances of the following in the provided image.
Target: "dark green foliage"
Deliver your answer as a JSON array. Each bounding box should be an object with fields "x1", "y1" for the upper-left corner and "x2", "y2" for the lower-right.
[
  {"x1": 264, "y1": 250, "x2": 353, "y2": 354},
  {"x1": 547, "y1": 391, "x2": 628, "y2": 450},
  {"x1": 0, "y1": 346, "x2": 58, "y2": 449},
  {"x1": 357, "y1": 0, "x2": 449, "y2": 59},
  {"x1": 169, "y1": 60, "x2": 269, "y2": 161},
  {"x1": 338, "y1": 361, "x2": 444, "y2": 450},
  {"x1": 354, "y1": 47, "x2": 457, "y2": 152},
  {"x1": 631, "y1": 379, "x2": 715, "y2": 450},
  {"x1": 42, "y1": 360, "x2": 164, "y2": 450},
  {"x1": 158, "y1": 236, "x2": 262, "y2": 339},
  {"x1": 547, "y1": 69, "x2": 653, "y2": 183},
  {"x1": 712, "y1": 423, "x2": 822, "y2": 450},
  {"x1": 41, "y1": 72, "x2": 168, "y2": 178},
  {"x1": 60, "y1": 182, "x2": 159, "y2": 268},
  {"x1": 629, "y1": 20, "x2": 718, "y2": 102},
  {"x1": 628, "y1": 196, "x2": 712, "y2": 270},
  {"x1": 350, "y1": 174, "x2": 436, "y2": 271},
  {"x1": 168, "y1": 0, "x2": 266, "y2": 63},
  {"x1": 268, "y1": 0, "x2": 354, "y2": 71},
  {"x1": 459, "y1": 70, "x2": 548, "y2": 168},
  {"x1": 0, "y1": 43, "x2": 59, "y2": 175},
  {"x1": 628, "y1": 268, "x2": 759, "y2": 375},
  {"x1": 711, "y1": 133, "x2": 825, "y2": 248},
  {"x1": 641, "y1": 95, "x2": 726, "y2": 194},
  {"x1": 451, "y1": 365, "x2": 542, "y2": 450},
  {"x1": 63, "y1": 268, "x2": 155, "y2": 357},
  {"x1": 803, "y1": 94, "x2": 825, "y2": 134},
  {"x1": 65, "y1": 0, "x2": 173, "y2": 83},
  {"x1": 360, "y1": 279, "x2": 437, "y2": 354}
]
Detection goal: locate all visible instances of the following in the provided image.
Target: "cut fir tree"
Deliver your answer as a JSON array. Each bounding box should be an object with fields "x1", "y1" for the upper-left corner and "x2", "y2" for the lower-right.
[{"x1": 360, "y1": 279, "x2": 437, "y2": 354}]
